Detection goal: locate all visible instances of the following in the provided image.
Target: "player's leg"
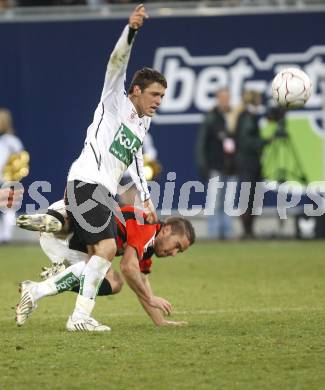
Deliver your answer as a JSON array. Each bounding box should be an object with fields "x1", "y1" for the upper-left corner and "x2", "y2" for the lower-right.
[
  {"x1": 16, "y1": 228, "x2": 92, "y2": 327},
  {"x1": 38, "y1": 232, "x2": 69, "y2": 278},
  {"x1": 70, "y1": 268, "x2": 124, "y2": 296},
  {"x1": 68, "y1": 238, "x2": 116, "y2": 331},
  {"x1": 16, "y1": 199, "x2": 70, "y2": 234},
  {"x1": 16, "y1": 264, "x2": 123, "y2": 327},
  {"x1": 103, "y1": 267, "x2": 124, "y2": 295},
  {"x1": 16, "y1": 261, "x2": 86, "y2": 326},
  {"x1": 39, "y1": 231, "x2": 88, "y2": 279},
  {"x1": 16, "y1": 212, "x2": 63, "y2": 233},
  {"x1": 66, "y1": 181, "x2": 117, "y2": 331}
]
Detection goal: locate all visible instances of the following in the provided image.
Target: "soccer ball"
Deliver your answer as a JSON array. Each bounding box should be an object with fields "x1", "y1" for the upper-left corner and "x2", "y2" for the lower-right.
[{"x1": 271, "y1": 67, "x2": 312, "y2": 109}]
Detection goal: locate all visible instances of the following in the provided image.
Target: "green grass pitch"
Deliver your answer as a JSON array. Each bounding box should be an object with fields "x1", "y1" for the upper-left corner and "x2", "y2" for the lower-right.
[{"x1": 1, "y1": 241, "x2": 325, "y2": 389}]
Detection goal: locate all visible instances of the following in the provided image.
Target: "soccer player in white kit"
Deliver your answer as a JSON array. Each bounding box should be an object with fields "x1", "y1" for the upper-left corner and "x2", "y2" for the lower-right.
[{"x1": 58, "y1": 4, "x2": 171, "y2": 331}]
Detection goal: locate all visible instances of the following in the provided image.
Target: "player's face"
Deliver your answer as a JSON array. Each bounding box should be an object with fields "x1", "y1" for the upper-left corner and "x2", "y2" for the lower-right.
[
  {"x1": 134, "y1": 82, "x2": 166, "y2": 117},
  {"x1": 154, "y1": 226, "x2": 190, "y2": 258}
]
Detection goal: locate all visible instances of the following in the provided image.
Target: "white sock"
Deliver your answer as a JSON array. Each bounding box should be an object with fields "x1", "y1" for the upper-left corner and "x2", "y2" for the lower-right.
[
  {"x1": 32, "y1": 262, "x2": 86, "y2": 302},
  {"x1": 72, "y1": 295, "x2": 96, "y2": 321},
  {"x1": 72, "y1": 255, "x2": 111, "y2": 319}
]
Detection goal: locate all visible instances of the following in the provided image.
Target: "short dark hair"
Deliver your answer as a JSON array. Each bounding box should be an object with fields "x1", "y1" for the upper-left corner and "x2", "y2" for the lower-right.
[
  {"x1": 128, "y1": 67, "x2": 167, "y2": 94},
  {"x1": 164, "y1": 216, "x2": 196, "y2": 246}
]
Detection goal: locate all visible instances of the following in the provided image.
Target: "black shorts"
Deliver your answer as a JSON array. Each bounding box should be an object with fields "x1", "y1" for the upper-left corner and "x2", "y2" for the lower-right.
[{"x1": 65, "y1": 180, "x2": 117, "y2": 246}]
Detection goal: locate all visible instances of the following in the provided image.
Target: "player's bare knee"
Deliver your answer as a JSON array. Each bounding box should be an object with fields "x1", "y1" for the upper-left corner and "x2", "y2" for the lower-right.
[
  {"x1": 107, "y1": 269, "x2": 124, "y2": 294},
  {"x1": 93, "y1": 238, "x2": 117, "y2": 260},
  {"x1": 111, "y1": 276, "x2": 124, "y2": 294}
]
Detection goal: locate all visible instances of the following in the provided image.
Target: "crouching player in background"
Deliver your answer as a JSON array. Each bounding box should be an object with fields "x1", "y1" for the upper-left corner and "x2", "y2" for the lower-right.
[{"x1": 16, "y1": 202, "x2": 195, "y2": 331}]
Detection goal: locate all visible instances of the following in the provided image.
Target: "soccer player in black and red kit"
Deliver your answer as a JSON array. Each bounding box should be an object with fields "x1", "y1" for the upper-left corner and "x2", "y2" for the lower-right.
[{"x1": 16, "y1": 204, "x2": 195, "y2": 329}]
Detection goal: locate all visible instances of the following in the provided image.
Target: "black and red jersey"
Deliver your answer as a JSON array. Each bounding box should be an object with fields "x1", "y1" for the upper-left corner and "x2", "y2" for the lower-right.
[
  {"x1": 115, "y1": 206, "x2": 161, "y2": 274},
  {"x1": 69, "y1": 205, "x2": 161, "y2": 274}
]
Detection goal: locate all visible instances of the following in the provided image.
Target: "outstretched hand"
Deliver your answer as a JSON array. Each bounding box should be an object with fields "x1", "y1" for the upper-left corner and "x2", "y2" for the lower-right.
[
  {"x1": 129, "y1": 4, "x2": 149, "y2": 30},
  {"x1": 149, "y1": 296, "x2": 172, "y2": 316}
]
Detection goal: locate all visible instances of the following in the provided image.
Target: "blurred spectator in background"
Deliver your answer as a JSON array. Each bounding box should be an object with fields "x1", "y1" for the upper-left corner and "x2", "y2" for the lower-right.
[
  {"x1": 234, "y1": 90, "x2": 269, "y2": 239},
  {"x1": 196, "y1": 88, "x2": 236, "y2": 240},
  {"x1": 15, "y1": 0, "x2": 140, "y2": 5},
  {"x1": 0, "y1": 109, "x2": 25, "y2": 244},
  {"x1": 16, "y1": 1, "x2": 86, "y2": 5},
  {"x1": 0, "y1": 0, "x2": 10, "y2": 8},
  {"x1": 11, "y1": 0, "x2": 194, "y2": 6},
  {"x1": 0, "y1": 187, "x2": 23, "y2": 209}
]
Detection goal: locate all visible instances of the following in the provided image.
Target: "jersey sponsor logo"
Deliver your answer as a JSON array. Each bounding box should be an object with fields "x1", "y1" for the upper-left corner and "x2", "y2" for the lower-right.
[
  {"x1": 55, "y1": 272, "x2": 79, "y2": 293},
  {"x1": 109, "y1": 123, "x2": 142, "y2": 166},
  {"x1": 152, "y1": 45, "x2": 325, "y2": 134}
]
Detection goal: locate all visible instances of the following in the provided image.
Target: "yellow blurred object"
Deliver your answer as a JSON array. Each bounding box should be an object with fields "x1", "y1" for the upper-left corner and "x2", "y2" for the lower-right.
[
  {"x1": 143, "y1": 155, "x2": 162, "y2": 181},
  {"x1": 2, "y1": 151, "x2": 30, "y2": 181}
]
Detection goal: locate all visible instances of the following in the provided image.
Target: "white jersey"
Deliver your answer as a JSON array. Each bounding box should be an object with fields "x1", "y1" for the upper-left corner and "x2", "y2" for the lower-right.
[
  {"x1": 68, "y1": 25, "x2": 150, "y2": 201},
  {"x1": 0, "y1": 133, "x2": 24, "y2": 183}
]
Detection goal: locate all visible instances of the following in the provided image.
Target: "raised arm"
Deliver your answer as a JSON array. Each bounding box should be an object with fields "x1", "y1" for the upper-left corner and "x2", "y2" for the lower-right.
[
  {"x1": 101, "y1": 4, "x2": 149, "y2": 105},
  {"x1": 120, "y1": 245, "x2": 172, "y2": 316}
]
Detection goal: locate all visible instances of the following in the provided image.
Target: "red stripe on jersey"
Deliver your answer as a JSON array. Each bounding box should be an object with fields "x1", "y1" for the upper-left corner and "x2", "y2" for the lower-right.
[{"x1": 115, "y1": 206, "x2": 160, "y2": 273}]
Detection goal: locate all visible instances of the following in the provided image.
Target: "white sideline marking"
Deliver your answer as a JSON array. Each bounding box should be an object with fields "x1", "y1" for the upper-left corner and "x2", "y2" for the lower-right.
[
  {"x1": 4, "y1": 307, "x2": 324, "y2": 322},
  {"x1": 178, "y1": 307, "x2": 325, "y2": 314},
  {"x1": 104, "y1": 307, "x2": 325, "y2": 317}
]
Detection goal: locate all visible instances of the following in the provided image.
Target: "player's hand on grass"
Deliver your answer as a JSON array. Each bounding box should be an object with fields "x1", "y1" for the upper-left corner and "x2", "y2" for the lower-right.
[
  {"x1": 143, "y1": 198, "x2": 158, "y2": 224},
  {"x1": 149, "y1": 296, "x2": 172, "y2": 316},
  {"x1": 129, "y1": 4, "x2": 149, "y2": 30},
  {"x1": 163, "y1": 320, "x2": 188, "y2": 327}
]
